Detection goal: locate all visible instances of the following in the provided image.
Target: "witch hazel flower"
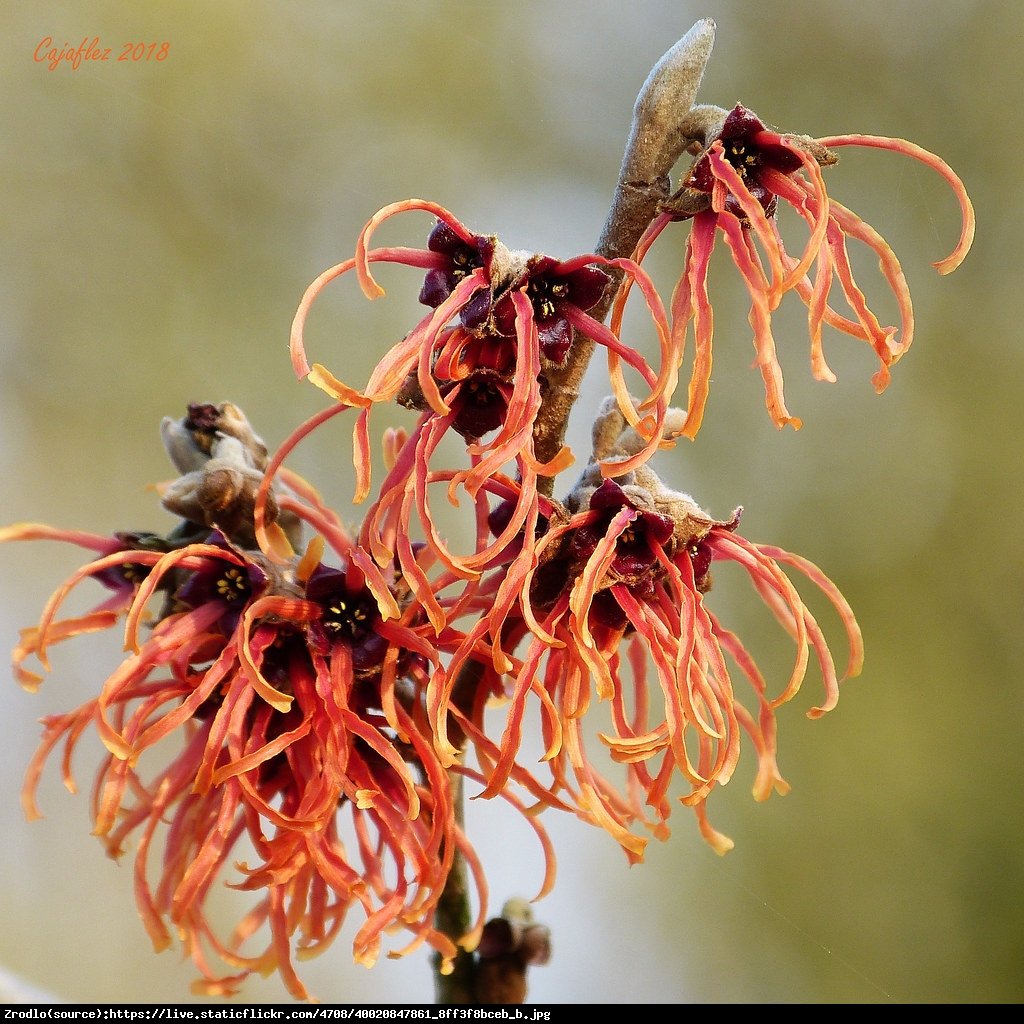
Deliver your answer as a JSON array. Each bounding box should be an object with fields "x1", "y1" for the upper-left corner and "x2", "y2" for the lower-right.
[
  {"x1": 453, "y1": 399, "x2": 862, "y2": 858},
  {"x1": 13, "y1": 534, "x2": 462, "y2": 999},
  {"x1": 417, "y1": 217, "x2": 610, "y2": 368},
  {"x1": 289, "y1": 199, "x2": 678, "y2": 513},
  {"x1": 620, "y1": 102, "x2": 975, "y2": 436},
  {"x1": 2, "y1": 402, "x2": 558, "y2": 1001},
  {"x1": 0, "y1": 526, "x2": 177, "y2": 691}
]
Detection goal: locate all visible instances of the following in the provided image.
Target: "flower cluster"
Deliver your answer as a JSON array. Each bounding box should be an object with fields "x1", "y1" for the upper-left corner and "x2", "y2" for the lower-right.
[
  {"x1": 425, "y1": 401, "x2": 861, "y2": 860},
  {"x1": 618, "y1": 102, "x2": 975, "y2": 436},
  {"x1": 2, "y1": 20, "x2": 974, "y2": 1004},
  {"x1": 4, "y1": 404, "x2": 555, "y2": 998}
]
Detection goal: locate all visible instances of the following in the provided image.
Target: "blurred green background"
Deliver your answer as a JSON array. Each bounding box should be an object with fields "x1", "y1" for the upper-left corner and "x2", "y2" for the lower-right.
[{"x1": 1, "y1": 0, "x2": 1020, "y2": 1006}]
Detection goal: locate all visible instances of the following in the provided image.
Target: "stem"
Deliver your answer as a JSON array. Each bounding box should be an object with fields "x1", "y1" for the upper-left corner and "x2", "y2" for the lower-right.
[
  {"x1": 433, "y1": 772, "x2": 478, "y2": 1003},
  {"x1": 433, "y1": 662, "x2": 487, "y2": 1001},
  {"x1": 533, "y1": 18, "x2": 718, "y2": 494}
]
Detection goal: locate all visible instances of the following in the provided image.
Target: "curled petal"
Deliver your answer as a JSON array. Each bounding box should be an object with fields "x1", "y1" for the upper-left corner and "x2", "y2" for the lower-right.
[
  {"x1": 354, "y1": 199, "x2": 480, "y2": 299},
  {"x1": 816, "y1": 134, "x2": 975, "y2": 274}
]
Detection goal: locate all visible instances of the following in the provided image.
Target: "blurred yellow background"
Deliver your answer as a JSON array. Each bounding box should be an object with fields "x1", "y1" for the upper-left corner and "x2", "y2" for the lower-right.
[{"x1": 1, "y1": 0, "x2": 1020, "y2": 1005}]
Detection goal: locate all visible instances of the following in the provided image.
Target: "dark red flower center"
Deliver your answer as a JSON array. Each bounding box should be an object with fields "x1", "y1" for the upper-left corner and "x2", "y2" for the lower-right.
[
  {"x1": 118, "y1": 562, "x2": 150, "y2": 586},
  {"x1": 214, "y1": 566, "x2": 251, "y2": 602},
  {"x1": 305, "y1": 565, "x2": 391, "y2": 674},
  {"x1": 570, "y1": 480, "x2": 674, "y2": 583},
  {"x1": 321, "y1": 591, "x2": 376, "y2": 642},
  {"x1": 681, "y1": 104, "x2": 805, "y2": 219},
  {"x1": 418, "y1": 221, "x2": 488, "y2": 309},
  {"x1": 724, "y1": 138, "x2": 762, "y2": 184},
  {"x1": 449, "y1": 245, "x2": 479, "y2": 283},
  {"x1": 526, "y1": 275, "x2": 570, "y2": 322}
]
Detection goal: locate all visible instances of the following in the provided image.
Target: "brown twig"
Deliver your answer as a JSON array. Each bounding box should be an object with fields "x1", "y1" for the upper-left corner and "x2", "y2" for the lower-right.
[
  {"x1": 533, "y1": 18, "x2": 718, "y2": 495},
  {"x1": 433, "y1": 772, "x2": 477, "y2": 1004}
]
